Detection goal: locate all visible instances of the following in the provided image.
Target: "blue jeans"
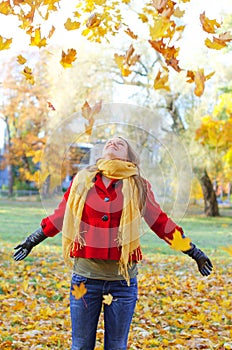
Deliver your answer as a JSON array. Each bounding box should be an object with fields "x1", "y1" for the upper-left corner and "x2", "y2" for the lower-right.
[{"x1": 70, "y1": 273, "x2": 138, "y2": 350}]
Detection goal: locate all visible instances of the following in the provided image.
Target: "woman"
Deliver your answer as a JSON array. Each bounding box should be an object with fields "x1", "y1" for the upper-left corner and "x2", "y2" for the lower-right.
[{"x1": 14, "y1": 136, "x2": 213, "y2": 350}]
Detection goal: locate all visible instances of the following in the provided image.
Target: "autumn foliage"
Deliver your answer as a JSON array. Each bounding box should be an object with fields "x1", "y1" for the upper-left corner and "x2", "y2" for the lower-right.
[
  {"x1": 0, "y1": 0, "x2": 231, "y2": 96},
  {"x1": 1, "y1": 242, "x2": 232, "y2": 349}
]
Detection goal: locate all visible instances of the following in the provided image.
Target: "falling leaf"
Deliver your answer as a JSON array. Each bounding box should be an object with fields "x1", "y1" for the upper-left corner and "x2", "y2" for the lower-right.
[
  {"x1": 48, "y1": 25, "x2": 55, "y2": 39},
  {"x1": 30, "y1": 27, "x2": 47, "y2": 48},
  {"x1": 124, "y1": 27, "x2": 138, "y2": 39},
  {"x1": 64, "y1": 18, "x2": 81, "y2": 30},
  {"x1": 205, "y1": 32, "x2": 232, "y2": 50},
  {"x1": 60, "y1": 48, "x2": 77, "y2": 68},
  {"x1": 81, "y1": 100, "x2": 102, "y2": 135},
  {"x1": 173, "y1": 7, "x2": 185, "y2": 18},
  {"x1": 17, "y1": 55, "x2": 27, "y2": 65},
  {"x1": 0, "y1": 1, "x2": 14, "y2": 15},
  {"x1": 200, "y1": 12, "x2": 221, "y2": 34},
  {"x1": 186, "y1": 69, "x2": 215, "y2": 97},
  {"x1": 166, "y1": 229, "x2": 192, "y2": 251},
  {"x1": 103, "y1": 293, "x2": 113, "y2": 305},
  {"x1": 0, "y1": 36, "x2": 12, "y2": 50},
  {"x1": 138, "y1": 13, "x2": 148, "y2": 23},
  {"x1": 86, "y1": 13, "x2": 101, "y2": 28},
  {"x1": 154, "y1": 69, "x2": 170, "y2": 91},
  {"x1": 47, "y1": 101, "x2": 56, "y2": 111},
  {"x1": 149, "y1": 18, "x2": 172, "y2": 40},
  {"x1": 71, "y1": 283, "x2": 87, "y2": 300},
  {"x1": 22, "y1": 66, "x2": 35, "y2": 85}
]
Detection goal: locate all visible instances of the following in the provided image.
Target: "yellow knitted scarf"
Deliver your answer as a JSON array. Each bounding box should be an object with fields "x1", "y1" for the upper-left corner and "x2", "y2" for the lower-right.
[{"x1": 62, "y1": 158, "x2": 142, "y2": 283}]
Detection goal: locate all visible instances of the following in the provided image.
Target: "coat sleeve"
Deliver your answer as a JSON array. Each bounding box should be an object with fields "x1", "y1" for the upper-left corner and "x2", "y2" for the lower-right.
[
  {"x1": 40, "y1": 180, "x2": 73, "y2": 237},
  {"x1": 143, "y1": 180, "x2": 184, "y2": 244}
]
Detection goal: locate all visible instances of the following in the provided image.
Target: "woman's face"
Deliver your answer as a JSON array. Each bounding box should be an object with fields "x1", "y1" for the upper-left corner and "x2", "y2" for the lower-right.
[{"x1": 102, "y1": 137, "x2": 128, "y2": 160}]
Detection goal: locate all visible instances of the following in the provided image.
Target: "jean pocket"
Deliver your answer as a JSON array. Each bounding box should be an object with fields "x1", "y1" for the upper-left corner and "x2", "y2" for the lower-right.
[{"x1": 71, "y1": 273, "x2": 88, "y2": 286}]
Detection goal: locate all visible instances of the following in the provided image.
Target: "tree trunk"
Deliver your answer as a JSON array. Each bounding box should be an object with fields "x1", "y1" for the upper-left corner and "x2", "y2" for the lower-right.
[
  {"x1": 199, "y1": 169, "x2": 220, "y2": 216},
  {"x1": 8, "y1": 164, "x2": 14, "y2": 197}
]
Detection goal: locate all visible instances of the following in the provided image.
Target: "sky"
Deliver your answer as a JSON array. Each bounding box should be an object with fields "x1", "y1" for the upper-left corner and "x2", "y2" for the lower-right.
[{"x1": 0, "y1": 0, "x2": 232, "y2": 148}]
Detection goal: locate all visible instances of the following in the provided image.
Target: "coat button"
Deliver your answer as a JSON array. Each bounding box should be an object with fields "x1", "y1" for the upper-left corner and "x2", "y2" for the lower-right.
[
  {"x1": 104, "y1": 197, "x2": 110, "y2": 202},
  {"x1": 102, "y1": 215, "x2": 109, "y2": 221}
]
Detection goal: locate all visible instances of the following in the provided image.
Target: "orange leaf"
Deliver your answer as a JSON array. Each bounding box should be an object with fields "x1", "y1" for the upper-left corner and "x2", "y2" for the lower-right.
[
  {"x1": 71, "y1": 283, "x2": 87, "y2": 300},
  {"x1": 64, "y1": 18, "x2": 81, "y2": 30},
  {"x1": 166, "y1": 229, "x2": 192, "y2": 251},
  {"x1": 200, "y1": 12, "x2": 221, "y2": 34},
  {"x1": 60, "y1": 48, "x2": 77, "y2": 68},
  {"x1": 86, "y1": 13, "x2": 101, "y2": 28},
  {"x1": 166, "y1": 57, "x2": 182, "y2": 72}
]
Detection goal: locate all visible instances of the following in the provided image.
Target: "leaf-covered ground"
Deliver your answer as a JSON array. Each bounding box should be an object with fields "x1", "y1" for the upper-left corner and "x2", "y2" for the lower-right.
[{"x1": 0, "y1": 243, "x2": 231, "y2": 350}]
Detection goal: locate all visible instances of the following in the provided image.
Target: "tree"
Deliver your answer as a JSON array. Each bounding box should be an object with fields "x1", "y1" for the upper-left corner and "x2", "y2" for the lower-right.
[
  {"x1": 0, "y1": 57, "x2": 49, "y2": 196},
  {"x1": 195, "y1": 91, "x2": 232, "y2": 213}
]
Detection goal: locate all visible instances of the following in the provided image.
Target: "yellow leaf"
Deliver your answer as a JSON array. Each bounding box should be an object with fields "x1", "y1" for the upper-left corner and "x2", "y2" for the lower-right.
[
  {"x1": 71, "y1": 283, "x2": 87, "y2": 300},
  {"x1": 0, "y1": 36, "x2": 12, "y2": 50},
  {"x1": 173, "y1": 7, "x2": 185, "y2": 18},
  {"x1": 150, "y1": 18, "x2": 172, "y2": 40},
  {"x1": 64, "y1": 18, "x2": 81, "y2": 30},
  {"x1": 166, "y1": 229, "x2": 192, "y2": 251},
  {"x1": 205, "y1": 37, "x2": 227, "y2": 50},
  {"x1": 60, "y1": 48, "x2": 77, "y2": 68},
  {"x1": 153, "y1": 69, "x2": 170, "y2": 91},
  {"x1": 22, "y1": 66, "x2": 35, "y2": 85},
  {"x1": 103, "y1": 293, "x2": 113, "y2": 305},
  {"x1": 30, "y1": 28, "x2": 47, "y2": 48},
  {"x1": 138, "y1": 13, "x2": 148, "y2": 23},
  {"x1": 17, "y1": 55, "x2": 27, "y2": 65},
  {"x1": 0, "y1": 1, "x2": 13, "y2": 15}
]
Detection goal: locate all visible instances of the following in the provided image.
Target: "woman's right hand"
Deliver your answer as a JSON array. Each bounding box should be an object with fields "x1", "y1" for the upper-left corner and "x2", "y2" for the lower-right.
[{"x1": 13, "y1": 227, "x2": 47, "y2": 261}]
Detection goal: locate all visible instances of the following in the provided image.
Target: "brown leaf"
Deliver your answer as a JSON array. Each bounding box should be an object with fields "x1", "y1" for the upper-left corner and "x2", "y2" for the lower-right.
[
  {"x1": 124, "y1": 28, "x2": 138, "y2": 40},
  {"x1": 86, "y1": 13, "x2": 101, "y2": 28}
]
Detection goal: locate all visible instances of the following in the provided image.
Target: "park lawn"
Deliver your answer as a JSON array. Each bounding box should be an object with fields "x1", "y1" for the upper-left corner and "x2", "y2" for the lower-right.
[{"x1": 0, "y1": 200, "x2": 232, "y2": 349}]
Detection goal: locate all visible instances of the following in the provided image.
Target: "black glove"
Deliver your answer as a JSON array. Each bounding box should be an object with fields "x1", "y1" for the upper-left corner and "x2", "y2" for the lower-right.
[
  {"x1": 13, "y1": 227, "x2": 47, "y2": 261},
  {"x1": 183, "y1": 243, "x2": 213, "y2": 276}
]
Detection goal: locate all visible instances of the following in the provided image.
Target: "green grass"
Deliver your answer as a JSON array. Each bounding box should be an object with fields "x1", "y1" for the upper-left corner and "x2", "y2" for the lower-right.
[{"x1": 0, "y1": 200, "x2": 231, "y2": 258}]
